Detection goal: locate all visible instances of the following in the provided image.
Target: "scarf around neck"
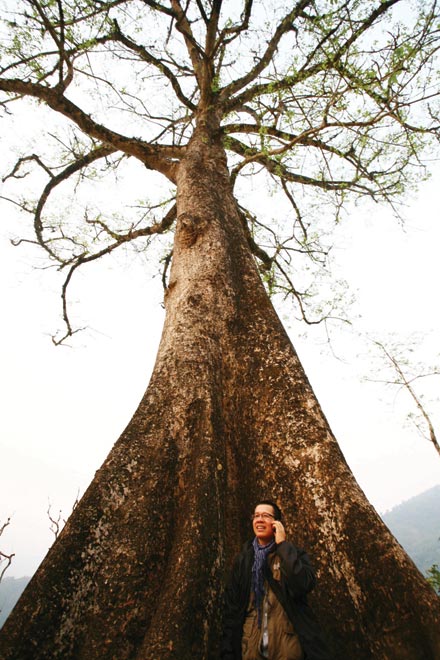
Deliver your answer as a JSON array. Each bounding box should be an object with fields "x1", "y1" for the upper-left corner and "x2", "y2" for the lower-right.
[{"x1": 251, "y1": 536, "x2": 276, "y2": 627}]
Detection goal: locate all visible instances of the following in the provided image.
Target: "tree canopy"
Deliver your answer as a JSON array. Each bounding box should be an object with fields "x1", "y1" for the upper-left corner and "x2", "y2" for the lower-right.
[{"x1": 1, "y1": 0, "x2": 439, "y2": 340}]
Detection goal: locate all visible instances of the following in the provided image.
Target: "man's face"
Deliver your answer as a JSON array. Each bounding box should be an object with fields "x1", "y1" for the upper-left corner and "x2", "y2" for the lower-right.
[{"x1": 252, "y1": 503, "x2": 276, "y2": 545}]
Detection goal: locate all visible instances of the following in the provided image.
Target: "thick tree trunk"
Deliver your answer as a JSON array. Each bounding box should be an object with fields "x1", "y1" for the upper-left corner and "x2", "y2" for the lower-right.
[{"x1": 1, "y1": 128, "x2": 440, "y2": 659}]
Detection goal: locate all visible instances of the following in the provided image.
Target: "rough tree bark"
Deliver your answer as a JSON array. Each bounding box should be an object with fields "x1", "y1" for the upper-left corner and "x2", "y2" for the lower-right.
[{"x1": 1, "y1": 112, "x2": 440, "y2": 659}]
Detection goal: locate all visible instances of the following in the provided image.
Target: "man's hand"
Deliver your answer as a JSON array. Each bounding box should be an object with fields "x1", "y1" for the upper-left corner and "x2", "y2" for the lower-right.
[{"x1": 272, "y1": 520, "x2": 286, "y2": 544}]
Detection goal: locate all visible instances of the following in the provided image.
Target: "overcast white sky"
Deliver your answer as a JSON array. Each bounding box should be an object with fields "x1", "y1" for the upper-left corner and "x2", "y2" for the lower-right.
[{"x1": 0, "y1": 136, "x2": 439, "y2": 579}]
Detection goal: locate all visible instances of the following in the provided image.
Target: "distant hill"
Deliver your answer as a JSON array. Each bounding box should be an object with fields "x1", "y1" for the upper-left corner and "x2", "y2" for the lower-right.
[
  {"x1": 1, "y1": 486, "x2": 439, "y2": 629},
  {"x1": 0, "y1": 576, "x2": 30, "y2": 628},
  {"x1": 381, "y1": 484, "x2": 440, "y2": 573}
]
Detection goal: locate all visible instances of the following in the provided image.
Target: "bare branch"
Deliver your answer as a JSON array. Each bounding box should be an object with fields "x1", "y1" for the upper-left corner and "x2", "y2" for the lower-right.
[
  {"x1": 47, "y1": 491, "x2": 80, "y2": 540},
  {"x1": 238, "y1": 207, "x2": 273, "y2": 271},
  {"x1": 141, "y1": 0, "x2": 175, "y2": 18},
  {"x1": 3, "y1": 154, "x2": 54, "y2": 181},
  {"x1": 0, "y1": 517, "x2": 14, "y2": 583},
  {"x1": 53, "y1": 203, "x2": 177, "y2": 344},
  {"x1": 370, "y1": 338, "x2": 440, "y2": 458},
  {"x1": 161, "y1": 249, "x2": 173, "y2": 290},
  {"x1": 105, "y1": 20, "x2": 196, "y2": 111},
  {"x1": 3, "y1": 146, "x2": 118, "y2": 263},
  {"x1": 215, "y1": 0, "x2": 253, "y2": 50},
  {"x1": 223, "y1": 0, "x2": 401, "y2": 112},
  {"x1": 170, "y1": 0, "x2": 205, "y2": 82},
  {"x1": 220, "y1": 1, "x2": 313, "y2": 103},
  {"x1": 47, "y1": 502, "x2": 64, "y2": 540},
  {"x1": 0, "y1": 79, "x2": 182, "y2": 181},
  {"x1": 205, "y1": 0, "x2": 222, "y2": 56},
  {"x1": 226, "y1": 135, "x2": 375, "y2": 196}
]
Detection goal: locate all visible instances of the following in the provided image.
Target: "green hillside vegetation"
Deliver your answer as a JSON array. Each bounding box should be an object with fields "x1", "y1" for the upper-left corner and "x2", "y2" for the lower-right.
[
  {"x1": 426, "y1": 564, "x2": 440, "y2": 594},
  {"x1": 382, "y1": 485, "x2": 440, "y2": 574}
]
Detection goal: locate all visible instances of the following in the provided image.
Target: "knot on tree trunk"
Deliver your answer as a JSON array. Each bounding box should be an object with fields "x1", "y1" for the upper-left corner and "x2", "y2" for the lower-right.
[{"x1": 177, "y1": 212, "x2": 208, "y2": 248}]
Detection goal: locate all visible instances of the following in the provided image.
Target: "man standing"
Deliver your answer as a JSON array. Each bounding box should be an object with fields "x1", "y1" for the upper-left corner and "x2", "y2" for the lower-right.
[{"x1": 221, "y1": 501, "x2": 332, "y2": 660}]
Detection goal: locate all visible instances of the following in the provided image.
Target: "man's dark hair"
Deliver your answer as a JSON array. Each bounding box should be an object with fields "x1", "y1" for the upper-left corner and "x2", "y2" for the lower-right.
[{"x1": 255, "y1": 500, "x2": 283, "y2": 521}]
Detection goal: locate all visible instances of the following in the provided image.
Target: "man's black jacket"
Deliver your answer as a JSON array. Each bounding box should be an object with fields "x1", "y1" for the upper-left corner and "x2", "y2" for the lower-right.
[{"x1": 220, "y1": 540, "x2": 332, "y2": 660}]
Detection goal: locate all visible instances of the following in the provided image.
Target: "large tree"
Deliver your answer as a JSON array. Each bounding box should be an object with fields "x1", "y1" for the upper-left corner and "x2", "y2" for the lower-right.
[{"x1": 1, "y1": 1, "x2": 440, "y2": 658}]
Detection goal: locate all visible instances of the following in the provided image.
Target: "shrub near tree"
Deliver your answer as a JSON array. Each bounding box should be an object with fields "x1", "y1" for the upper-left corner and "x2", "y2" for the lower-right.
[
  {"x1": 427, "y1": 564, "x2": 440, "y2": 595},
  {"x1": 1, "y1": 1, "x2": 440, "y2": 658}
]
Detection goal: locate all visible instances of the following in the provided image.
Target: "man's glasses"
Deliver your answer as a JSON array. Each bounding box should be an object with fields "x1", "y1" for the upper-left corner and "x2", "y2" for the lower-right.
[{"x1": 251, "y1": 513, "x2": 275, "y2": 521}]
